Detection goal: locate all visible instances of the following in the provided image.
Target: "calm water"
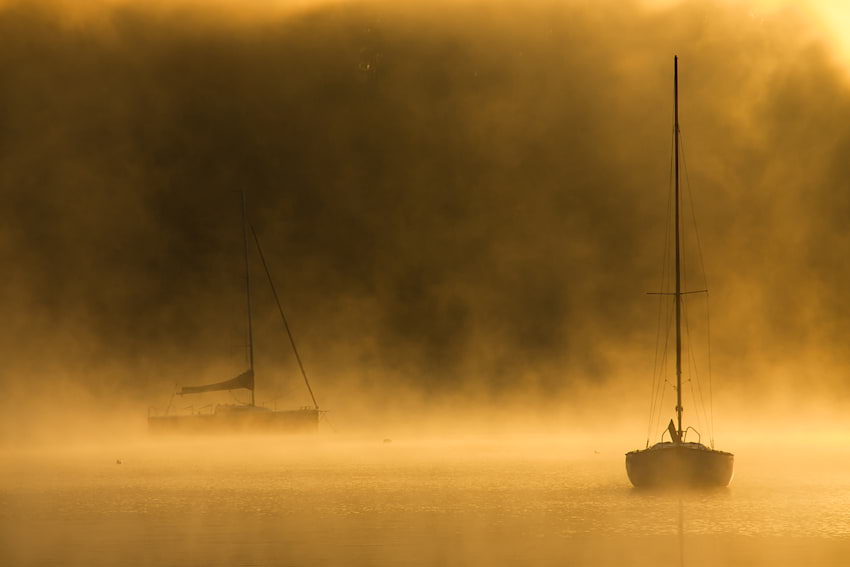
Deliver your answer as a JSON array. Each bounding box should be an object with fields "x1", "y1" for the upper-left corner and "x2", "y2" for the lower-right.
[{"x1": 3, "y1": 437, "x2": 850, "y2": 566}]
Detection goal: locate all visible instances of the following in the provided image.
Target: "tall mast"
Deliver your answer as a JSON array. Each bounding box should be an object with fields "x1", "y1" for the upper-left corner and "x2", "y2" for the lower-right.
[
  {"x1": 673, "y1": 55, "x2": 683, "y2": 440},
  {"x1": 241, "y1": 190, "x2": 256, "y2": 406}
]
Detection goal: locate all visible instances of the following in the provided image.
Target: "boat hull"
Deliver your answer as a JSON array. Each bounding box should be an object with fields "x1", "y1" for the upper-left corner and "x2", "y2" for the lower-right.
[
  {"x1": 625, "y1": 442, "x2": 733, "y2": 488},
  {"x1": 148, "y1": 408, "x2": 319, "y2": 435}
]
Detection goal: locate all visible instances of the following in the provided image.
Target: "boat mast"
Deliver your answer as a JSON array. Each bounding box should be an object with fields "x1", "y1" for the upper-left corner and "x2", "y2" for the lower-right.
[
  {"x1": 673, "y1": 55, "x2": 683, "y2": 441},
  {"x1": 241, "y1": 190, "x2": 256, "y2": 407}
]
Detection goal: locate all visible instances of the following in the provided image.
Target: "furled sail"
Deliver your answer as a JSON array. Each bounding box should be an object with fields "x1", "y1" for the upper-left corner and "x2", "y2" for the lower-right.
[{"x1": 179, "y1": 369, "x2": 254, "y2": 395}]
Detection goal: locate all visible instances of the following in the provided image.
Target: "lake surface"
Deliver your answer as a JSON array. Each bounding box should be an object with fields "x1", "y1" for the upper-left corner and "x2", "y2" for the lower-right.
[{"x1": 3, "y1": 436, "x2": 849, "y2": 566}]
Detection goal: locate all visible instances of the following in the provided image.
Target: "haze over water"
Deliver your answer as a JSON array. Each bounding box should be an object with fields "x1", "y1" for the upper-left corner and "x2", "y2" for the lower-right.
[{"x1": 3, "y1": 433, "x2": 850, "y2": 567}]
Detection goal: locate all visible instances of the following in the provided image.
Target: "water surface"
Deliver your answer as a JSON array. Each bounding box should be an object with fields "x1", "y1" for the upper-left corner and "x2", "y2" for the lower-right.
[{"x1": 3, "y1": 438, "x2": 849, "y2": 566}]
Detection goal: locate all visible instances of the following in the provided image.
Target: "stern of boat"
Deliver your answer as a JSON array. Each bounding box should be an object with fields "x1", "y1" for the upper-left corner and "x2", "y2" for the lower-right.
[{"x1": 625, "y1": 442, "x2": 734, "y2": 488}]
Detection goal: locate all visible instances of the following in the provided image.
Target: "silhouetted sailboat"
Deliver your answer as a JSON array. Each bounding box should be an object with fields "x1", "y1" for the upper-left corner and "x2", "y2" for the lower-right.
[
  {"x1": 148, "y1": 192, "x2": 321, "y2": 434},
  {"x1": 625, "y1": 57, "x2": 733, "y2": 488}
]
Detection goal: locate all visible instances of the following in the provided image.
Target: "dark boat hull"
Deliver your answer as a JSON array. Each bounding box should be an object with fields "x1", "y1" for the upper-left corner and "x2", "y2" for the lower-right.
[
  {"x1": 148, "y1": 408, "x2": 319, "y2": 435},
  {"x1": 625, "y1": 442, "x2": 733, "y2": 488}
]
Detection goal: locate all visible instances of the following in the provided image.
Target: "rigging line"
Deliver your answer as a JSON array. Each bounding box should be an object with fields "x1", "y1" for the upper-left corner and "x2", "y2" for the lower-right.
[
  {"x1": 689, "y1": 303, "x2": 712, "y2": 441},
  {"x1": 680, "y1": 295, "x2": 704, "y2": 433},
  {"x1": 689, "y1": 340, "x2": 710, "y2": 441},
  {"x1": 688, "y1": 367, "x2": 702, "y2": 438},
  {"x1": 679, "y1": 129, "x2": 715, "y2": 445},
  {"x1": 680, "y1": 297, "x2": 704, "y2": 436},
  {"x1": 676, "y1": 133, "x2": 705, "y2": 436},
  {"x1": 648, "y1": 274, "x2": 669, "y2": 438},
  {"x1": 647, "y1": 283, "x2": 666, "y2": 441},
  {"x1": 647, "y1": 120, "x2": 677, "y2": 444},
  {"x1": 229, "y1": 388, "x2": 248, "y2": 405},
  {"x1": 682, "y1": 296, "x2": 711, "y2": 440},
  {"x1": 706, "y1": 292, "x2": 715, "y2": 447},
  {"x1": 653, "y1": 301, "x2": 675, "y2": 441},
  {"x1": 656, "y1": 385, "x2": 666, "y2": 446},
  {"x1": 320, "y1": 411, "x2": 338, "y2": 434},
  {"x1": 679, "y1": 131, "x2": 710, "y2": 293},
  {"x1": 651, "y1": 346, "x2": 667, "y2": 442},
  {"x1": 653, "y1": 115, "x2": 679, "y2": 440},
  {"x1": 165, "y1": 386, "x2": 178, "y2": 416},
  {"x1": 648, "y1": 218, "x2": 672, "y2": 435},
  {"x1": 650, "y1": 338, "x2": 665, "y2": 438},
  {"x1": 687, "y1": 376, "x2": 703, "y2": 436},
  {"x1": 651, "y1": 270, "x2": 674, "y2": 440},
  {"x1": 657, "y1": 313, "x2": 676, "y2": 443},
  {"x1": 679, "y1": 154, "x2": 688, "y2": 318},
  {"x1": 647, "y1": 114, "x2": 675, "y2": 442},
  {"x1": 250, "y1": 223, "x2": 320, "y2": 410}
]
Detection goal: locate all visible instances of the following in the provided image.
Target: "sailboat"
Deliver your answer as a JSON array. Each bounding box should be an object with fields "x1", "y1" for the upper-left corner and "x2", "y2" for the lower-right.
[
  {"x1": 148, "y1": 192, "x2": 321, "y2": 434},
  {"x1": 625, "y1": 57, "x2": 734, "y2": 488}
]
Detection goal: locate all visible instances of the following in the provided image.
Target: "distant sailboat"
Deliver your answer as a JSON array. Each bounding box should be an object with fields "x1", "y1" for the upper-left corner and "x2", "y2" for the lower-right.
[
  {"x1": 148, "y1": 192, "x2": 321, "y2": 434},
  {"x1": 625, "y1": 57, "x2": 733, "y2": 488}
]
